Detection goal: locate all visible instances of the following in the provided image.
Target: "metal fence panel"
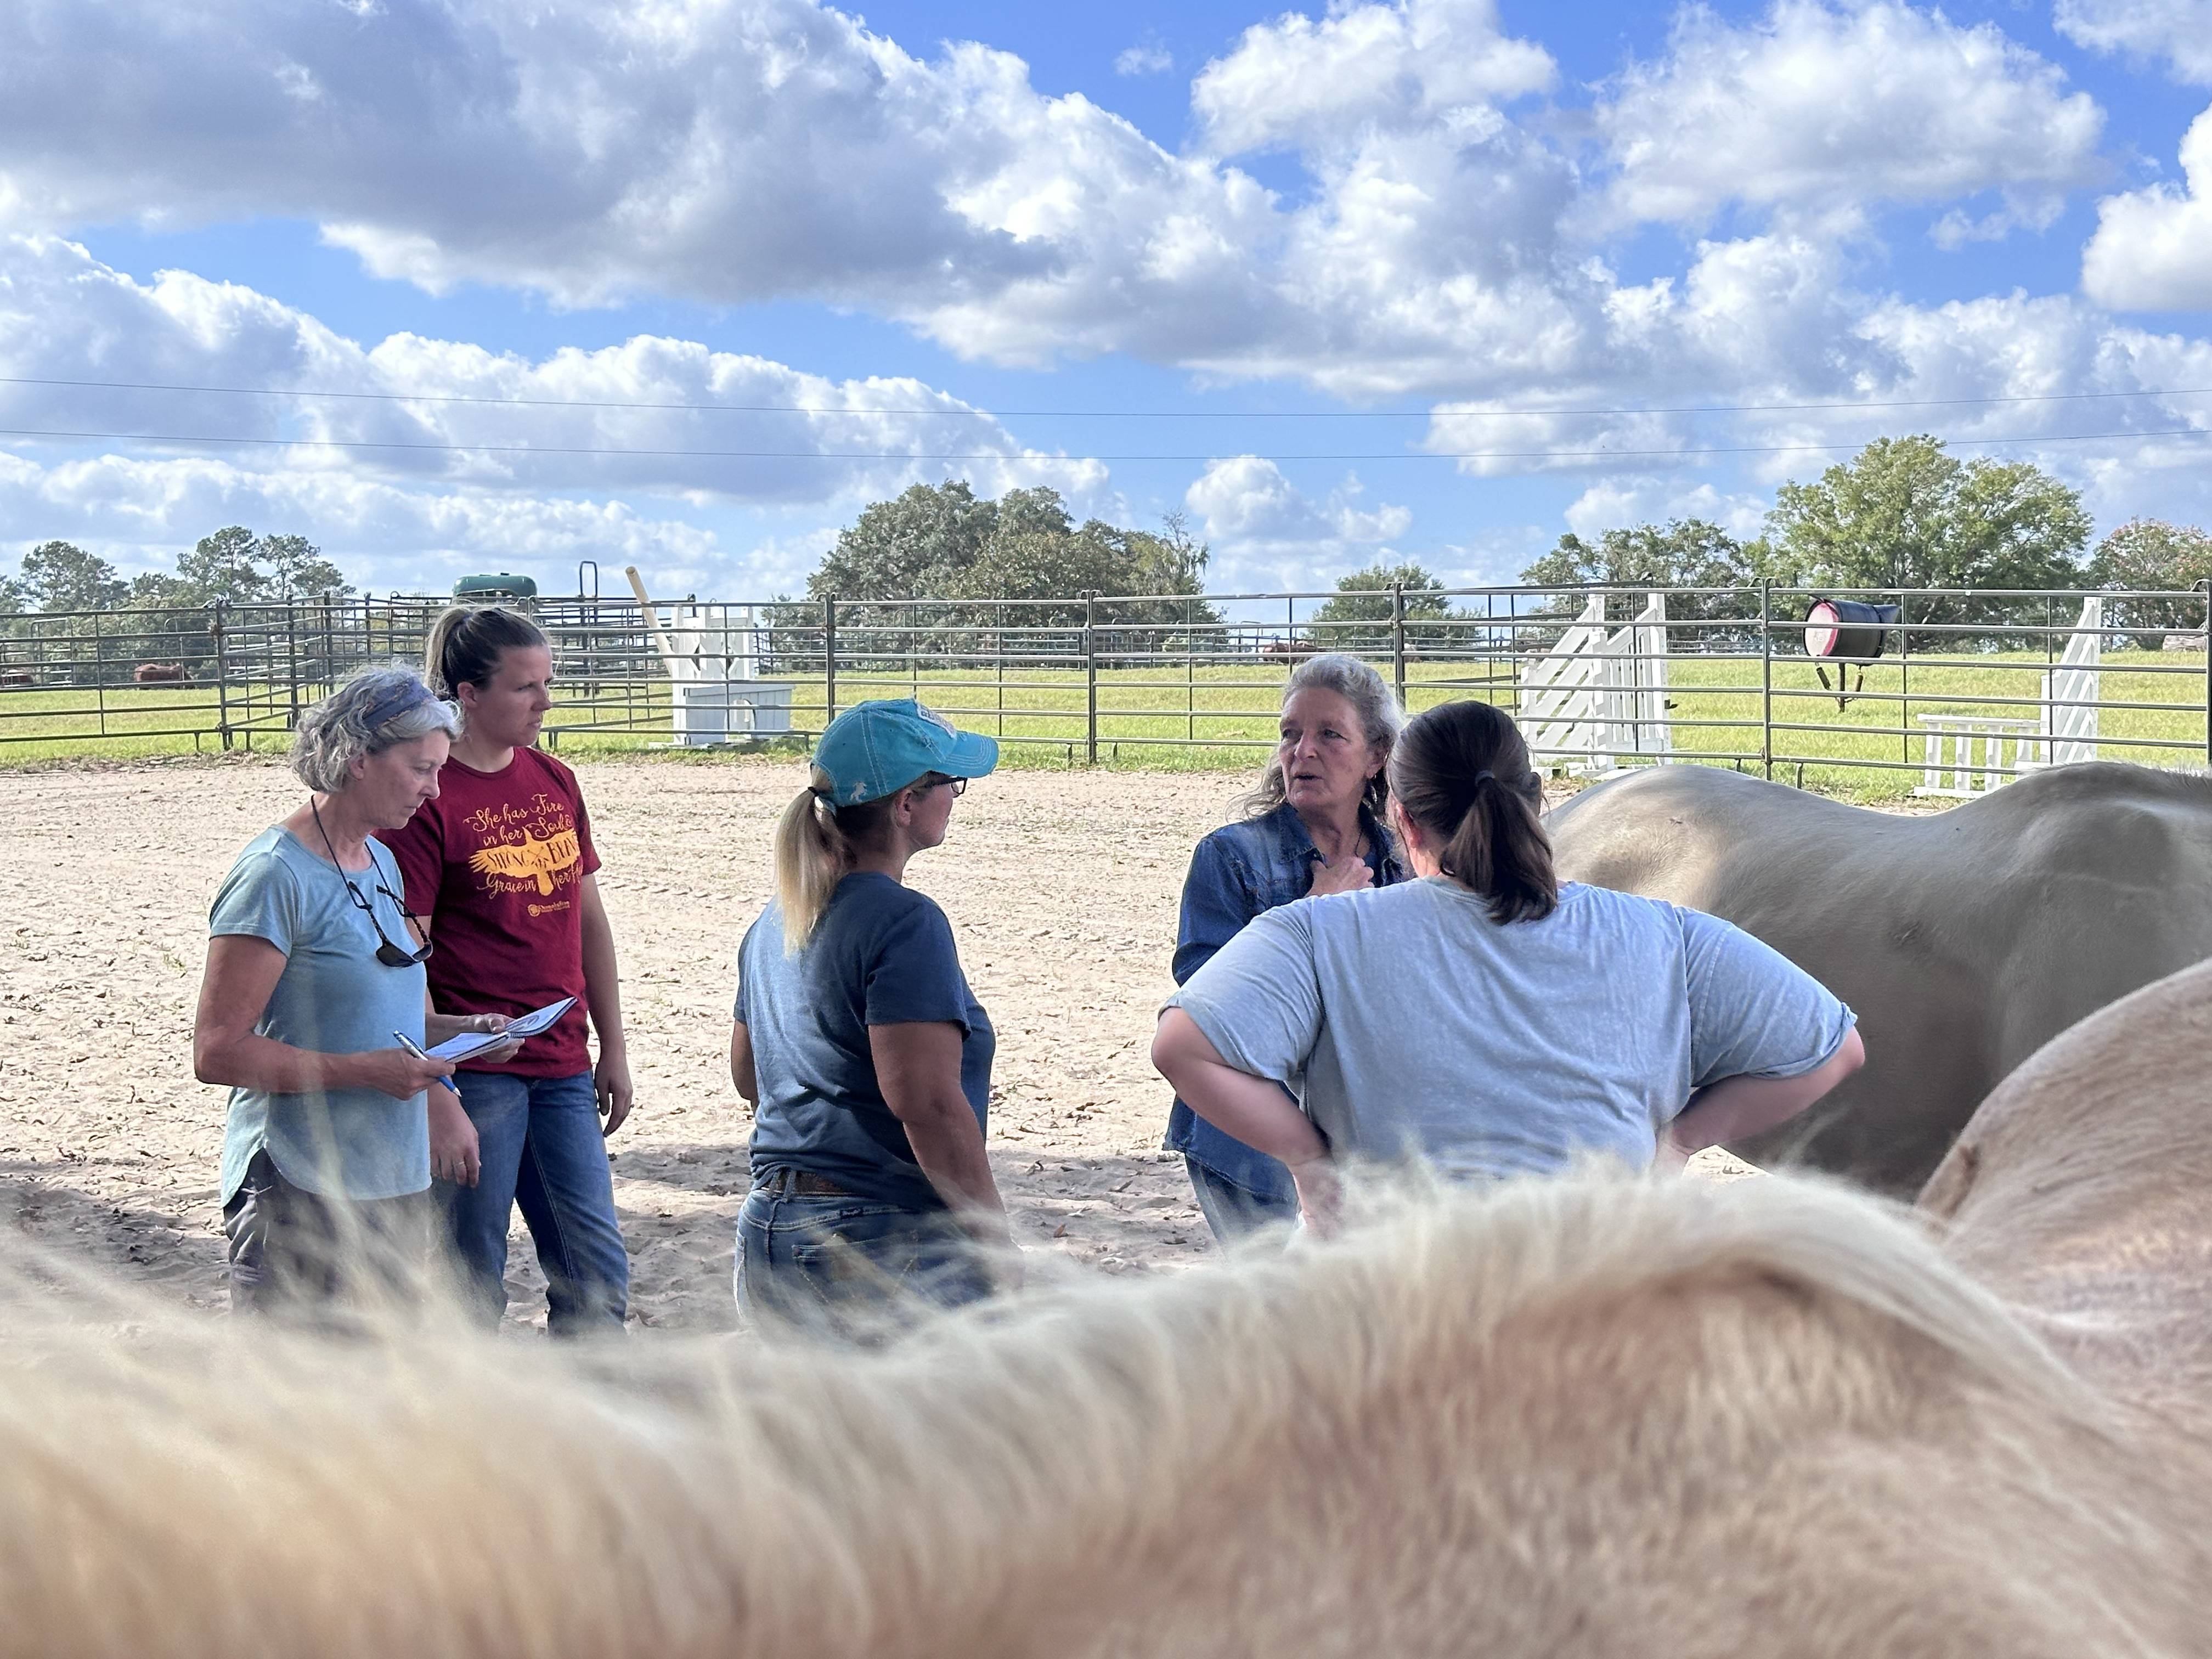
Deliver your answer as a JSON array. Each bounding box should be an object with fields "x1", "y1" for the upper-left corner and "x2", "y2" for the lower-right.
[{"x1": 1, "y1": 585, "x2": 2205, "y2": 792}]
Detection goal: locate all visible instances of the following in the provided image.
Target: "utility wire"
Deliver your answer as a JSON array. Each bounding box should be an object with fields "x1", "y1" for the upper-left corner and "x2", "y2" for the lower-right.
[
  {"x1": 2, "y1": 374, "x2": 2210, "y2": 421},
  {"x1": 1, "y1": 425, "x2": 2208, "y2": 462}
]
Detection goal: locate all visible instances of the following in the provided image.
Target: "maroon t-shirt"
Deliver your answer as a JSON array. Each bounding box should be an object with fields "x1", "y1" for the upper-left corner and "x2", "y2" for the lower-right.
[{"x1": 377, "y1": 747, "x2": 602, "y2": 1079}]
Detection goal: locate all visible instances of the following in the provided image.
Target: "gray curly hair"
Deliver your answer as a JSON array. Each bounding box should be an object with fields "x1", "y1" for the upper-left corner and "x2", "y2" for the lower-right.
[
  {"x1": 290, "y1": 664, "x2": 460, "y2": 794},
  {"x1": 1244, "y1": 652, "x2": 1406, "y2": 819}
]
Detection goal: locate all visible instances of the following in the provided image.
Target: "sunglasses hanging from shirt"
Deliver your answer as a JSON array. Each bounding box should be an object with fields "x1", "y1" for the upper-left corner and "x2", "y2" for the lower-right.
[{"x1": 312, "y1": 800, "x2": 433, "y2": 968}]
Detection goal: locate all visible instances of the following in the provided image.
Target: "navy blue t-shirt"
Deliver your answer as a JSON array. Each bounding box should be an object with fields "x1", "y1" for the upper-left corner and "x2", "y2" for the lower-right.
[{"x1": 734, "y1": 872, "x2": 994, "y2": 1210}]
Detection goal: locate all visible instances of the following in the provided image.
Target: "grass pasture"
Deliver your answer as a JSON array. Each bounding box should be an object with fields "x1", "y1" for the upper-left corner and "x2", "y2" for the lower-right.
[{"x1": 3, "y1": 648, "x2": 2203, "y2": 800}]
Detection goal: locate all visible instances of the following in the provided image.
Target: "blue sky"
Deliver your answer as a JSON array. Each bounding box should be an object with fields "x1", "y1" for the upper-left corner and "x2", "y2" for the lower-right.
[{"x1": 3, "y1": 0, "x2": 2210, "y2": 601}]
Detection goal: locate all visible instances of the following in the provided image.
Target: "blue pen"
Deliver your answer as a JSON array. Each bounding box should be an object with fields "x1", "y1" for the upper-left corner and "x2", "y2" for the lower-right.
[{"x1": 391, "y1": 1030, "x2": 464, "y2": 1099}]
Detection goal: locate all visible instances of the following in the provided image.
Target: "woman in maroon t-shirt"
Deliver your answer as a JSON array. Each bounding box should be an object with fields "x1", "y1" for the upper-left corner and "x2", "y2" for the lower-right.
[{"x1": 379, "y1": 605, "x2": 634, "y2": 1334}]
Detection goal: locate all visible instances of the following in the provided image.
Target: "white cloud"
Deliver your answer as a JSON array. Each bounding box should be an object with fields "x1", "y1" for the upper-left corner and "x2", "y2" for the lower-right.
[
  {"x1": 1595, "y1": 1, "x2": 2103, "y2": 230},
  {"x1": 1930, "y1": 197, "x2": 2067, "y2": 249},
  {"x1": 1185, "y1": 456, "x2": 1411, "y2": 587},
  {"x1": 1191, "y1": 0, "x2": 1553, "y2": 156},
  {"x1": 0, "y1": 233, "x2": 1105, "y2": 506},
  {"x1": 1113, "y1": 40, "x2": 1172, "y2": 77},
  {"x1": 2055, "y1": 0, "x2": 2212, "y2": 84},
  {"x1": 0, "y1": 448, "x2": 726, "y2": 595},
  {"x1": 0, "y1": 0, "x2": 2207, "y2": 539},
  {"x1": 0, "y1": 0, "x2": 1296, "y2": 359},
  {"x1": 1564, "y1": 477, "x2": 1769, "y2": 542},
  {"x1": 2081, "y1": 105, "x2": 2212, "y2": 311},
  {"x1": 0, "y1": 0, "x2": 1054, "y2": 309}
]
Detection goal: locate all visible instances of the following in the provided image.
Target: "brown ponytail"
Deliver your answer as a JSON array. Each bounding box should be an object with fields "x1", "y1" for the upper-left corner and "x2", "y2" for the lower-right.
[
  {"x1": 1386, "y1": 701, "x2": 1558, "y2": 923},
  {"x1": 424, "y1": 604, "x2": 548, "y2": 699}
]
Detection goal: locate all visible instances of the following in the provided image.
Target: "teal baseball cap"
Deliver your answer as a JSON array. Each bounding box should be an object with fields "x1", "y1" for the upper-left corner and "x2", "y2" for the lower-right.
[{"x1": 811, "y1": 698, "x2": 1000, "y2": 806}]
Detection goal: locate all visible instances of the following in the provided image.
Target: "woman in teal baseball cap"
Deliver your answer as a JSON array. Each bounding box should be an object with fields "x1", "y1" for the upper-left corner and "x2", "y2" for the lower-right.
[{"x1": 727, "y1": 698, "x2": 1009, "y2": 1335}]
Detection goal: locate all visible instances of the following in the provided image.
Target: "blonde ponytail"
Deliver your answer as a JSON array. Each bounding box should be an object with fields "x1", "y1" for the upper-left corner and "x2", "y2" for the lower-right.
[{"x1": 773, "y1": 780, "x2": 851, "y2": 951}]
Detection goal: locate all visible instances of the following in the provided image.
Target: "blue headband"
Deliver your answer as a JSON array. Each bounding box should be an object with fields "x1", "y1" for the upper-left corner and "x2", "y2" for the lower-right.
[{"x1": 362, "y1": 678, "x2": 436, "y2": 730}]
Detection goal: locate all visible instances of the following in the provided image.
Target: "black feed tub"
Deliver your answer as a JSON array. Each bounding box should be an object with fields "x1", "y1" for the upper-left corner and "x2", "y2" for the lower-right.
[
  {"x1": 1804, "y1": 598, "x2": 1900, "y2": 663},
  {"x1": 1803, "y1": 599, "x2": 1901, "y2": 709}
]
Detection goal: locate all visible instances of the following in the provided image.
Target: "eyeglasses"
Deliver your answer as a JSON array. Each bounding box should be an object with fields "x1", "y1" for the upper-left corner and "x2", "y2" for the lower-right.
[
  {"x1": 942, "y1": 776, "x2": 967, "y2": 798},
  {"x1": 312, "y1": 800, "x2": 435, "y2": 968},
  {"x1": 912, "y1": 773, "x2": 966, "y2": 798}
]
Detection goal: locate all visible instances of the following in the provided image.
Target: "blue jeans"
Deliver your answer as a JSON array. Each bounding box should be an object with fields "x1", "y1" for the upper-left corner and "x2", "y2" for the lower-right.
[
  {"x1": 441, "y1": 1070, "x2": 629, "y2": 1335},
  {"x1": 1185, "y1": 1155, "x2": 1300, "y2": 1243},
  {"x1": 735, "y1": 1173, "x2": 991, "y2": 1340}
]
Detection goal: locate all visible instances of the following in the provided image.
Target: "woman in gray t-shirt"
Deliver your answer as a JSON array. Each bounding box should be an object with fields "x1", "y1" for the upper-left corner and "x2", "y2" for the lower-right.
[{"x1": 1152, "y1": 700, "x2": 1864, "y2": 1235}]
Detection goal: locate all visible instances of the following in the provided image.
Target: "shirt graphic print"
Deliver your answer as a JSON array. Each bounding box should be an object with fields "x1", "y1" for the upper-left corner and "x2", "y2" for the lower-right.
[{"x1": 377, "y1": 746, "x2": 601, "y2": 1079}]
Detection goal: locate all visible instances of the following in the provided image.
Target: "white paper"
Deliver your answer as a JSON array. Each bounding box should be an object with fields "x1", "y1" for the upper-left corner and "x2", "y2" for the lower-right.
[{"x1": 427, "y1": 996, "x2": 577, "y2": 1062}]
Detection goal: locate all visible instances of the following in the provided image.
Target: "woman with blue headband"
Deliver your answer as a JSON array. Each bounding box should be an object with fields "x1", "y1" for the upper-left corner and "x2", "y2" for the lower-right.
[{"x1": 192, "y1": 664, "x2": 516, "y2": 1316}]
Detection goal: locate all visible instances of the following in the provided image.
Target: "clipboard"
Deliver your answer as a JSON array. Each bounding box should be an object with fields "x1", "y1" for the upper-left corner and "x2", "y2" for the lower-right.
[{"x1": 427, "y1": 996, "x2": 577, "y2": 1062}]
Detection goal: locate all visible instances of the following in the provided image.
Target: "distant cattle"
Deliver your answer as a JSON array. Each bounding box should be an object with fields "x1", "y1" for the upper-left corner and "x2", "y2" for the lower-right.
[
  {"x1": 0, "y1": 668, "x2": 33, "y2": 689},
  {"x1": 1547, "y1": 762, "x2": 2212, "y2": 1194},
  {"x1": 132, "y1": 662, "x2": 188, "y2": 684}
]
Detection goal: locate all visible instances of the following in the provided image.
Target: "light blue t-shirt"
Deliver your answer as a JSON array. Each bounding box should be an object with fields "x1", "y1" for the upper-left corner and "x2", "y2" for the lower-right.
[
  {"x1": 209, "y1": 827, "x2": 431, "y2": 1203},
  {"x1": 1166, "y1": 878, "x2": 1855, "y2": 1183}
]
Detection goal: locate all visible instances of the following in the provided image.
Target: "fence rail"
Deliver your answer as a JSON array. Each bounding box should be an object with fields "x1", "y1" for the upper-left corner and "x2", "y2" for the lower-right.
[{"x1": 1, "y1": 584, "x2": 2205, "y2": 798}]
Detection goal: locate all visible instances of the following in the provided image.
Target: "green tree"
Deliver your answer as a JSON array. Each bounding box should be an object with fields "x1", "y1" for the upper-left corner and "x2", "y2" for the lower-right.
[
  {"x1": 259, "y1": 532, "x2": 352, "y2": 599},
  {"x1": 1764, "y1": 436, "x2": 2091, "y2": 645},
  {"x1": 2086, "y1": 518, "x2": 2212, "y2": 646},
  {"x1": 1519, "y1": 519, "x2": 1765, "y2": 646},
  {"x1": 116, "y1": 571, "x2": 218, "y2": 673},
  {"x1": 792, "y1": 481, "x2": 1218, "y2": 662},
  {"x1": 807, "y1": 480, "x2": 1002, "y2": 601},
  {"x1": 1521, "y1": 518, "x2": 1757, "y2": 591},
  {"x1": 20, "y1": 540, "x2": 127, "y2": 611},
  {"x1": 177, "y1": 526, "x2": 270, "y2": 606},
  {"x1": 1308, "y1": 561, "x2": 1463, "y2": 651}
]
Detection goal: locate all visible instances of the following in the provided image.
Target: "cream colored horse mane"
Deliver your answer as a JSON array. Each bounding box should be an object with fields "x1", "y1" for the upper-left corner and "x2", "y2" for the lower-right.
[{"x1": 12, "y1": 1167, "x2": 2171, "y2": 1659}]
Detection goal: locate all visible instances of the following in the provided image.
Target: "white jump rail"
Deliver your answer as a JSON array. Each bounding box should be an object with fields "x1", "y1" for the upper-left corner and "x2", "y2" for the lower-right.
[
  {"x1": 2024, "y1": 595, "x2": 2103, "y2": 770},
  {"x1": 1915, "y1": 595, "x2": 2105, "y2": 796},
  {"x1": 1517, "y1": 595, "x2": 1671, "y2": 775},
  {"x1": 1916, "y1": 715, "x2": 2040, "y2": 798}
]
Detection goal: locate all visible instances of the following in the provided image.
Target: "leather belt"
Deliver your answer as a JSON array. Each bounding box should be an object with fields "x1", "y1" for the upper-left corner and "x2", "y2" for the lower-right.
[{"x1": 755, "y1": 1166, "x2": 857, "y2": 1199}]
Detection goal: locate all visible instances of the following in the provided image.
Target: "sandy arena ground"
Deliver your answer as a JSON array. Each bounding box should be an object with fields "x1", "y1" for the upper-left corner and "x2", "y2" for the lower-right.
[{"x1": 1, "y1": 754, "x2": 1748, "y2": 1331}]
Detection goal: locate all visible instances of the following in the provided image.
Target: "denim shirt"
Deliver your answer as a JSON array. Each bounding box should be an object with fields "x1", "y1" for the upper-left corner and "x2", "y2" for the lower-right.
[{"x1": 1165, "y1": 799, "x2": 1409, "y2": 1199}]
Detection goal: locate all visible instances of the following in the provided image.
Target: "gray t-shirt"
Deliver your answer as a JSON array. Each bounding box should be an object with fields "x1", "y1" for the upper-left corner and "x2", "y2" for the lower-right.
[
  {"x1": 208, "y1": 827, "x2": 432, "y2": 1203},
  {"x1": 1166, "y1": 878, "x2": 1855, "y2": 1183}
]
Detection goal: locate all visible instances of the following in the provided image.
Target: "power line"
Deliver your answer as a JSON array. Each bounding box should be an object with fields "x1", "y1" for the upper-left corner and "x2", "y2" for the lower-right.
[
  {"x1": 3, "y1": 373, "x2": 2210, "y2": 421},
  {"x1": 2, "y1": 424, "x2": 2208, "y2": 463}
]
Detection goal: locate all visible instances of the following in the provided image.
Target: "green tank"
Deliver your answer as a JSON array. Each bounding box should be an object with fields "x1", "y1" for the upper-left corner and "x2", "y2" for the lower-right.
[{"x1": 452, "y1": 572, "x2": 538, "y2": 602}]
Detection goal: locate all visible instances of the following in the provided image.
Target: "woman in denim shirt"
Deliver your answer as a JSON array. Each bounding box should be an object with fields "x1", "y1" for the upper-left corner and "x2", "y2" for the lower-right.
[{"x1": 1167, "y1": 653, "x2": 1408, "y2": 1239}]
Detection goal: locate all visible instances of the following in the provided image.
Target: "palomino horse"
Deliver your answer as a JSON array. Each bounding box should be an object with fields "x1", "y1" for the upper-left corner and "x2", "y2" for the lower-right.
[
  {"x1": 8, "y1": 967, "x2": 2212, "y2": 1656},
  {"x1": 1548, "y1": 762, "x2": 2212, "y2": 1193}
]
